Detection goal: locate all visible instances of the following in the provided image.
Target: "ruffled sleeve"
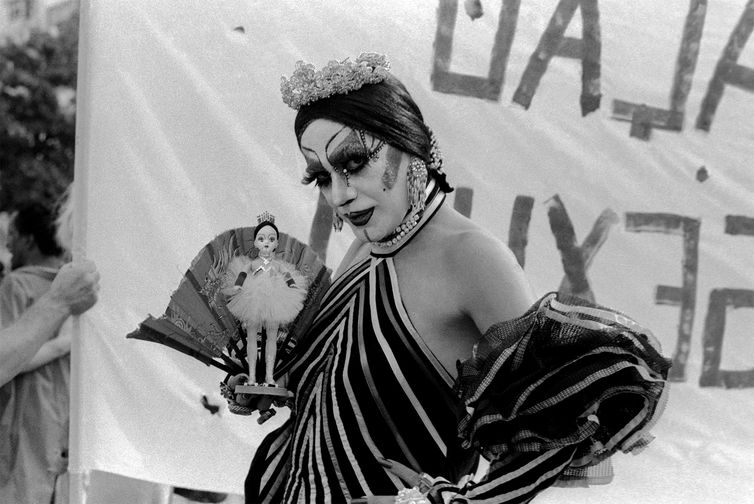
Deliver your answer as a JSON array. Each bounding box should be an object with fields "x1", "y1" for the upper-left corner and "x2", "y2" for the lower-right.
[{"x1": 427, "y1": 293, "x2": 671, "y2": 503}]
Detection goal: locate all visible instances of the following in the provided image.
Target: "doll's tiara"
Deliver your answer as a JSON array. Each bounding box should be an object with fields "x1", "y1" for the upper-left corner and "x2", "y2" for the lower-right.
[
  {"x1": 256, "y1": 211, "x2": 275, "y2": 225},
  {"x1": 280, "y1": 52, "x2": 390, "y2": 110}
]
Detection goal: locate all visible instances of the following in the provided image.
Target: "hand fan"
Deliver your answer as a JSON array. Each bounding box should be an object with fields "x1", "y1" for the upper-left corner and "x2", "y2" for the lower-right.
[{"x1": 127, "y1": 226, "x2": 331, "y2": 376}]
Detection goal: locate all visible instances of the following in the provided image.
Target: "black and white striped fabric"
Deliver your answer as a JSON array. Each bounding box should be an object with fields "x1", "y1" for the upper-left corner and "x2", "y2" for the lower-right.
[
  {"x1": 430, "y1": 293, "x2": 671, "y2": 503},
  {"x1": 245, "y1": 188, "x2": 670, "y2": 504},
  {"x1": 246, "y1": 188, "x2": 479, "y2": 502}
]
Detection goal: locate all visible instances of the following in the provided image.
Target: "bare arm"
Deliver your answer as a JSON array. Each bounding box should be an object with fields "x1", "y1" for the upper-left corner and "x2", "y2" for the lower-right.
[
  {"x1": 0, "y1": 260, "x2": 99, "y2": 386},
  {"x1": 0, "y1": 290, "x2": 72, "y2": 385},
  {"x1": 18, "y1": 328, "x2": 71, "y2": 374}
]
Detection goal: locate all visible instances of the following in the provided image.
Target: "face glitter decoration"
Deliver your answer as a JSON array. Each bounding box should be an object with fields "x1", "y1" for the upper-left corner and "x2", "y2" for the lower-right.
[
  {"x1": 381, "y1": 145, "x2": 402, "y2": 190},
  {"x1": 299, "y1": 119, "x2": 411, "y2": 244},
  {"x1": 301, "y1": 127, "x2": 381, "y2": 188}
]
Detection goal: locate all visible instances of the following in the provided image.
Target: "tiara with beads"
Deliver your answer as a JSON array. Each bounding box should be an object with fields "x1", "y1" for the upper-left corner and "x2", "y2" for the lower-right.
[
  {"x1": 280, "y1": 52, "x2": 390, "y2": 110},
  {"x1": 256, "y1": 211, "x2": 275, "y2": 225}
]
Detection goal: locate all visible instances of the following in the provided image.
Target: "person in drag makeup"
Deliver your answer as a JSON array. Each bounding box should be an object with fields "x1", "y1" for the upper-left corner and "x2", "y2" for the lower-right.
[{"x1": 238, "y1": 53, "x2": 670, "y2": 504}]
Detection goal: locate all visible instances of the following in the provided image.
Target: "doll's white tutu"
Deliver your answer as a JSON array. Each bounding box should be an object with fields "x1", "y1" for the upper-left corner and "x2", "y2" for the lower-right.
[{"x1": 224, "y1": 256, "x2": 308, "y2": 328}]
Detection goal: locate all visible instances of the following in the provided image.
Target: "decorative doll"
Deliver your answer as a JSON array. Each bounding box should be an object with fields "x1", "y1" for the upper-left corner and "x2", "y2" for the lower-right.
[{"x1": 222, "y1": 212, "x2": 308, "y2": 387}]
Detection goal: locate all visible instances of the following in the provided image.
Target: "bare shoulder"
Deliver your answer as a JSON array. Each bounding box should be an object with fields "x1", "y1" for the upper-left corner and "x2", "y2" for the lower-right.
[
  {"x1": 434, "y1": 208, "x2": 534, "y2": 330},
  {"x1": 429, "y1": 206, "x2": 519, "y2": 272},
  {"x1": 443, "y1": 224, "x2": 527, "y2": 293}
]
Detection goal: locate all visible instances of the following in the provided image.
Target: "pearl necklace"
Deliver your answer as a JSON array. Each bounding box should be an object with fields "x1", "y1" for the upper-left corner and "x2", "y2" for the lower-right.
[
  {"x1": 374, "y1": 210, "x2": 422, "y2": 248},
  {"x1": 375, "y1": 179, "x2": 436, "y2": 249}
]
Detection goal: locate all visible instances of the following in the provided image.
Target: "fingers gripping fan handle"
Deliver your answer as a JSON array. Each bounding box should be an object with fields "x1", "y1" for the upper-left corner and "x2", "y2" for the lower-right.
[{"x1": 127, "y1": 226, "x2": 331, "y2": 376}]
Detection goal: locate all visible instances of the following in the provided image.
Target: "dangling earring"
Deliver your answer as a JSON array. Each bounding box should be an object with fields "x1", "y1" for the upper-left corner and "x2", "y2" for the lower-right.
[
  {"x1": 332, "y1": 208, "x2": 344, "y2": 232},
  {"x1": 407, "y1": 158, "x2": 428, "y2": 213},
  {"x1": 428, "y1": 128, "x2": 443, "y2": 173}
]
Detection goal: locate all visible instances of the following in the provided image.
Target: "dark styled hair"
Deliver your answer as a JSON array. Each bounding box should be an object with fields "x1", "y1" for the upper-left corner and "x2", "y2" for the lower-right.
[
  {"x1": 253, "y1": 221, "x2": 279, "y2": 240},
  {"x1": 13, "y1": 202, "x2": 64, "y2": 257},
  {"x1": 293, "y1": 74, "x2": 452, "y2": 192}
]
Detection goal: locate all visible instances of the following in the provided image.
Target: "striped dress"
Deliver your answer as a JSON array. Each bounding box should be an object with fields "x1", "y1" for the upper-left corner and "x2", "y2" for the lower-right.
[
  {"x1": 246, "y1": 188, "x2": 479, "y2": 502},
  {"x1": 244, "y1": 186, "x2": 670, "y2": 503}
]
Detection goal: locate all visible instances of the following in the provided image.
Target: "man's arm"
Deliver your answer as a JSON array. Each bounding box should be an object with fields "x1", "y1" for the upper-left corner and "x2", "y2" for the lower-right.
[
  {"x1": 18, "y1": 329, "x2": 71, "y2": 374},
  {"x1": 0, "y1": 260, "x2": 99, "y2": 386}
]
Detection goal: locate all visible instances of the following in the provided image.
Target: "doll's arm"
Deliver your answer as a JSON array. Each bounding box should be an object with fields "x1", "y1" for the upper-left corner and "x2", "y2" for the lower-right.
[
  {"x1": 222, "y1": 256, "x2": 251, "y2": 296},
  {"x1": 234, "y1": 271, "x2": 248, "y2": 286},
  {"x1": 273, "y1": 260, "x2": 302, "y2": 288},
  {"x1": 283, "y1": 272, "x2": 296, "y2": 287}
]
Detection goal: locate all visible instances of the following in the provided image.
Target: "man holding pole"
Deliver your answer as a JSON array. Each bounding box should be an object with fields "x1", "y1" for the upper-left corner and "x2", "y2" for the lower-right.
[{"x1": 0, "y1": 202, "x2": 99, "y2": 503}]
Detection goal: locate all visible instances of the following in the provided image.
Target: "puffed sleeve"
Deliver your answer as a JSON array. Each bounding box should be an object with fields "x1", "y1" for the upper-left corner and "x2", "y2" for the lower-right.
[{"x1": 426, "y1": 293, "x2": 671, "y2": 503}]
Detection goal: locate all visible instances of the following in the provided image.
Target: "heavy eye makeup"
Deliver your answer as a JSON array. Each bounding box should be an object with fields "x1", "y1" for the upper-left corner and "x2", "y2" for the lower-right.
[
  {"x1": 300, "y1": 128, "x2": 384, "y2": 188},
  {"x1": 301, "y1": 144, "x2": 377, "y2": 187},
  {"x1": 301, "y1": 162, "x2": 332, "y2": 187},
  {"x1": 330, "y1": 142, "x2": 371, "y2": 174}
]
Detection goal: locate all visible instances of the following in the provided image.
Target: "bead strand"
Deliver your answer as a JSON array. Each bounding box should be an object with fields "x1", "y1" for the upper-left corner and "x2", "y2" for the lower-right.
[{"x1": 375, "y1": 211, "x2": 422, "y2": 248}]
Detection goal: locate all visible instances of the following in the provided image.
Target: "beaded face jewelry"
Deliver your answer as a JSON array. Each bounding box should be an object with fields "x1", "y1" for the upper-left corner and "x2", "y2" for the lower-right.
[
  {"x1": 359, "y1": 130, "x2": 385, "y2": 162},
  {"x1": 329, "y1": 129, "x2": 385, "y2": 232}
]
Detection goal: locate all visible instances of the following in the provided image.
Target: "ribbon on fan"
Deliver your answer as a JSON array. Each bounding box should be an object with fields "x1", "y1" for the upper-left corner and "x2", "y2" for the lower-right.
[{"x1": 127, "y1": 227, "x2": 331, "y2": 376}]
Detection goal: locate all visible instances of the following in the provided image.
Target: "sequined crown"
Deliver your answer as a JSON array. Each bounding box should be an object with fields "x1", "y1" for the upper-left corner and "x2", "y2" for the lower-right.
[
  {"x1": 256, "y1": 211, "x2": 275, "y2": 225},
  {"x1": 280, "y1": 52, "x2": 391, "y2": 110}
]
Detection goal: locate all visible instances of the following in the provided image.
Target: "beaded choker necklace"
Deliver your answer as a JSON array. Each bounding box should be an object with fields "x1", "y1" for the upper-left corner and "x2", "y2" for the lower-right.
[
  {"x1": 374, "y1": 210, "x2": 423, "y2": 248},
  {"x1": 374, "y1": 180, "x2": 436, "y2": 249}
]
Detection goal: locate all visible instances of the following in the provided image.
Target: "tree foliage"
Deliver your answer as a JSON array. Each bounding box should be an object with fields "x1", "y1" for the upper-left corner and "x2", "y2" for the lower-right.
[{"x1": 0, "y1": 12, "x2": 79, "y2": 211}]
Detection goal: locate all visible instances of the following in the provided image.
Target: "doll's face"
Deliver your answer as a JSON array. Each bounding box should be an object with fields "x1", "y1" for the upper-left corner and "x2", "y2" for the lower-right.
[
  {"x1": 254, "y1": 225, "x2": 278, "y2": 256},
  {"x1": 298, "y1": 119, "x2": 411, "y2": 243}
]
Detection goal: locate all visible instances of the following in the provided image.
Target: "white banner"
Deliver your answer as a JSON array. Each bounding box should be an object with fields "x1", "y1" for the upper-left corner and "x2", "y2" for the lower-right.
[{"x1": 76, "y1": 0, "x2": 754, "y2": 501}]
